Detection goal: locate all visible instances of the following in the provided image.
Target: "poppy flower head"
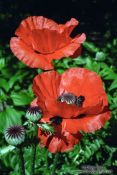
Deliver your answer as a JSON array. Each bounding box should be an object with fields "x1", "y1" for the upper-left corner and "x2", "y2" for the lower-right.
[
  {"x1": 33, "y1": 68, "x2": 109, "y2": 118},
  {"x1": 58, "y1": 93, "x2": 85, "y2": 106},
  {"x1": 10, "y1": 16, "x2": 86, "y2": 70},
  {"x1": 31, "y1": 72, "x2": 110, "y2": 153},
  {"x1": 37, "y1": 116, "x2": 82, "y2": 153}
]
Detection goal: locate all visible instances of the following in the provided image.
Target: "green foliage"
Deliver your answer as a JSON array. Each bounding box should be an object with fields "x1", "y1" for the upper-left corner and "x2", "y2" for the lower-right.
[
  {"x1": 37, "y1": 123, "x2": 55, "y2": 134},
  {"x1": 0, "y1": 107, "x2": 22, "y2": 133},
  {"x1": 11, "y1": 91, "x2": 33, "y2": 106},
  {"x1": 0, "y1": 39, "x2": 117, "y2": 174}
]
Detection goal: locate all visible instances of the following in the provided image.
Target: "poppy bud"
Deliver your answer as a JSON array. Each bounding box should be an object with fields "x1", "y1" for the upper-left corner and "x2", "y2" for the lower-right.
[
  {"x1": 26, "y1": 106, "x2": 42, "y2": 122},
  {"x1": 4, "y1": 125, "x2": 25, "y2": 146}
]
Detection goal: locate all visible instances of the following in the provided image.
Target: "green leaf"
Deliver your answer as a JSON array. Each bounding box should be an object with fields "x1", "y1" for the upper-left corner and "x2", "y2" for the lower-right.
[
  {"x1": 74, "y1": 57, "x2": 86, "y2": 65},
  {"x1": 0, "y1": 58, "x2": 5, "y2": 70},
  {"x1": 0, "y1": 89, "x2": 7, "y2": 102},
  {"x1": 0, "y1": 145, "x2": 15, "y2": 157},
  {"x1": 0, "y1": 107, "x2": 22, "y2": 133},
  {"x1": 56, "y1": 69, "x2": 65, "y2": 74},
  {"x1": 99, "y1": 64, "x2": 117, "y2": 80},
  {"x1": 11, "y1": 91, "x2": 33, "y2": 106},
  {"x1": 37, "y1": 123, "x2": 54, "y2": 134},
  {"x1": 8, "y1": 71, "x2": 28, "y2": 89},
  {"x1": 109, "y1": 79, "x2": 117, "y2": 91},
  {"x1": 83, "y1": 42, "x2": 99, "y2": 53},
  {"x1": 0, "y1": 78, "x2": 10, "y2": 92}
]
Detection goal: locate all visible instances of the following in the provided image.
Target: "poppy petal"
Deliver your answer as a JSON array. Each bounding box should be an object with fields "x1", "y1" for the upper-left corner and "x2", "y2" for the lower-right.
[
  {"x1": 10, "y1": 37, "x2": 52, "y2": 69},
  {"x1": 44, "y1": 98, "x2": 84, "y2": 118},
  {"x1": 46, "y1": 132, "x2": 82, "y2": 153},
  {"x1": 33, "y1": 71, "x2": 85, "y2": 118},
  {"x1": 70, "y1": 46, "x2": 82, "y2": 58},
  {"x1": 59, "y1": 18, "x2": 79, "y2": 35},
  {"x1": 15, "y1": 16, "x2": 58, "y2": 37},
  {"x1": 45, "y1": 33, "x2": 86, "y2": 59},
  {"x1": 33, "y1": 69, "x2": 109, "y2": 118},
  {"x1": 11, "y1": 16, "x2": 86, "y2": 69},
  {"x1": 31, "y1": 29, "x2": 70, "y2": 54},
  {"x1": 38, "y1": 117, "x2": 82, "y2": 153},
  {"x1": 60, "y1": 68, "x2": 108, "y2": 114},
  {"x1": 62, "y1": 110, "x2": 110, "y2": 133},
  {"x1": 33, "y1": 71, "x2": 61, "y2": 99},
  {"x1": 31, "y1": 98, "x2": 38, "y2": 106}
]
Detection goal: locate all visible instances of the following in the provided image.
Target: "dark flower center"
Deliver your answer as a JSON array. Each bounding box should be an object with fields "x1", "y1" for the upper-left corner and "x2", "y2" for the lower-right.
[
  {"x1": 57, "y1": 93, "x2": 76, "y2": 104},
  {"x1": 75, "y1": 96, "x2": 85, "y2": 106},
  {"x1": 58, "y1": 93, "x2": 85, "y2": 106},
  {"x1": 27, "y1": 106, "x2": 42, "y2": 115},
  {"x1": 50, "y1": 116, "x2": 62, "y2": 125},
  {"x1": 6, "y1": 126, "x2": 25, "y2": 138}
]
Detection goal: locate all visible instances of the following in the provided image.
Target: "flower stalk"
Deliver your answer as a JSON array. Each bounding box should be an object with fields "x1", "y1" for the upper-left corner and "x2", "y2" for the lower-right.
[
  {"x1": 30, "y1": 143, "x2": 37, "y2": 175},
  {"x1": 18, "y1": 146, "x2": 25, "y2": 175}
]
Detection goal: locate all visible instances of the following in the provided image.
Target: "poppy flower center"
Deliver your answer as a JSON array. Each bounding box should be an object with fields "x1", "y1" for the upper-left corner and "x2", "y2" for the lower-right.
[
  {"x1": 58, "y1": 93, "x2": 85, "y2": 106},
  {"x1": 58, "y1": 93, "x2": 76, "y2": 104},
  {"x1": 50, "y1": 116, "x2": 62, "y2": 125},
  {"x1": 75, "y1": 96, "x2": 85, "y2": 106}
]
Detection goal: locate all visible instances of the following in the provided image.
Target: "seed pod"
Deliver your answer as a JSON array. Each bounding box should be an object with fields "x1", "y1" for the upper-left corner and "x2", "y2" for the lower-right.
[
  {"x1": 4, "y1": 125, "x2": 25, "y2": 146},
  {"x1": 26, "y1": 106, "x2": 42, "y2": 122}
]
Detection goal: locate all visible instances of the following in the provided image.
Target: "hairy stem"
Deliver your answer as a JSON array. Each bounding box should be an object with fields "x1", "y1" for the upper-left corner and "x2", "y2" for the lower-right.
[
  {"x1": 30, "y1": 143, "x2": 37, "y2": 175},
  {"x1": 18, "y1": 147, "x2": 25, "y2": 175}
]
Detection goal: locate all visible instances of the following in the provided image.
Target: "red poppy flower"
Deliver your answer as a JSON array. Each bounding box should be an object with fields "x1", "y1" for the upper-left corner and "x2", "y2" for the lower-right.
[
  {"x1": 32, "y1": 68, "x2": 110, "y2": 152},
  {"x1": 33, "y1": 68, "x2": 109, "y2": 119},
  {"x1": 39, "y1": 116, "x2": 82, "y2": 153},
  {"x1": 31, "y1": 100, "x2": 82, "y2": 153},
  {"x1": 37, "y1": 111, "x2": 110, "y2": 153},
  {"x1": 10, "y1": 16, "x2": 86, "y2": 70}
]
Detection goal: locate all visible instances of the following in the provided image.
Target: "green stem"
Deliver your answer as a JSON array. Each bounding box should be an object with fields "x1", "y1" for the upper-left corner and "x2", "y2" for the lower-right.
[
  {"x1": 51, "y1": 153, "x2": 59, "y2": 175},
  {"x1": 18, "y1": 147, "x2": 25, "y2": 175},
  {"x1": 30, "y1": 143, "x2": 37, "y2": 175}
]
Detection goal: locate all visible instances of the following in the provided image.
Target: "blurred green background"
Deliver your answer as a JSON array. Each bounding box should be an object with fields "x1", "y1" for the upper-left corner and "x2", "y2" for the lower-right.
[{"x1": 0, "y1": 0, "x2": 117, "y2": 174}]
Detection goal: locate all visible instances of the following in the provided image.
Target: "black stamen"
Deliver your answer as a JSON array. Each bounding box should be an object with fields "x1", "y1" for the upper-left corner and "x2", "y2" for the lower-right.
[
  {"x1": 58, "y1": 93, "x2": 76, "y2": 105},
  {"x1": 50, "y1": 116, "x2": 62, "y2": 125},
  {"x1": 75, "y1": 96, "x2": 85, "y2": 106}
]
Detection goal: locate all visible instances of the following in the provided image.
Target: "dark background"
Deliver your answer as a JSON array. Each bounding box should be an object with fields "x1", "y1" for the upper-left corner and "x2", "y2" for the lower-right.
[{"x1": 0, "y1": 0, "x2": 117, "y2": 44}]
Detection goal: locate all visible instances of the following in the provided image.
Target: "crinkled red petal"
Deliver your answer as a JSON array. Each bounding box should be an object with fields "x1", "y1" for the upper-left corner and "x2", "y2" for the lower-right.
[
  {"x1": 62, "y1": 110, "x2": 110, "y2": 133},
  {"x1": 38, "y1": 117, "x2": 82, "y2": 153},
  {"x1": 33, "y1": 71, "x2": 85, "y2": 118},
  {"x1": 10, "y1": 37, "x2": 53, "y2": 69},
  {"x1": 10, "y1": 16, "x2": 86, "y2": 69},
  {"x1": 60, "y1": 68, "x2": 108, "y2": 114},
  {"x1": 33, "y1": 68, "x2": 108, "y2": 118}
]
